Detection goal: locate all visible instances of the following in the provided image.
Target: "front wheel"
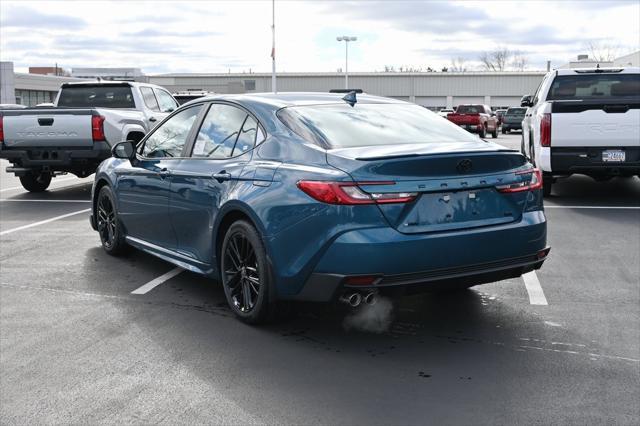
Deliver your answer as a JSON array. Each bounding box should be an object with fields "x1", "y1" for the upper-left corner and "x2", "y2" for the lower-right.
[
  {"x1": 96, "y1": 186, "x2": 128, "y2": 255},
  {"x1": 221, "y1": 220, "x2": 275, "y2": 324},
  {"x1": 19, "y1": 171, "x2": 51, "y2": 192}
]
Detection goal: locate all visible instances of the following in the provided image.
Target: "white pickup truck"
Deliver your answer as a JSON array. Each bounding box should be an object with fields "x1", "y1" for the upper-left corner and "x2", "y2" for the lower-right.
[
  {"x1": 521, "y1": 67, "x2": 640, "y2": 196},
  {"x1": 0, "y1": 81, "x2": 178, "y2": 191}
]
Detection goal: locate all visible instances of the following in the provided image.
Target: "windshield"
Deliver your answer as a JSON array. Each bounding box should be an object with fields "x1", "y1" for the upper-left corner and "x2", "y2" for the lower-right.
[
  {"x1": 547, "y1": 74, "x2": 640, "y2": 101},
  {"x1": 456, "y1": 105, "x2": 483, "y2": 114},
  {"x1": 57, "y1": 85, "x2": 135, "y2": 108},
  {"x1": 278, "y1": 103, "x2": 480, "y2": 149},
  {"x1": 506, "y1": 107, "x2": 527, "y2": 116}
]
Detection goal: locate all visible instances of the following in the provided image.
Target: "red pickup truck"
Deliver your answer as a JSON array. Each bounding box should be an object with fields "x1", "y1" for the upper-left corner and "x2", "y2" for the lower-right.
[{"x1": 447, "y1": 104, "x2": 499, "y2": 138}]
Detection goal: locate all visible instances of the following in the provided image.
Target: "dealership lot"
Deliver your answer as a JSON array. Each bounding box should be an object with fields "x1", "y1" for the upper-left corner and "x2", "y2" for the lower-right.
[{"x1": 1, "y1": 133, "x2": 638, "y2": 424}]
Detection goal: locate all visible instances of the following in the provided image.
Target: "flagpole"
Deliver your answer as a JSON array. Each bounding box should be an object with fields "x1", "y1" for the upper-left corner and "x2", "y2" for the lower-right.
[{"x1": 271, "y1": 0, "x2": 277, "y2": 93}]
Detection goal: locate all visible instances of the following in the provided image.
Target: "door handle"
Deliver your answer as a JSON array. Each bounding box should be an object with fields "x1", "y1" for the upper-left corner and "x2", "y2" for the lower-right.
[
  {"x1": 149, "y1": 116, "x2": 157, "y2": 122},
  {"x1": 159, "y1": 168, "x2": 171, "y2": 178},
  {"x1": 212, "y1": 171, "x2": 232, "y2": 182}
]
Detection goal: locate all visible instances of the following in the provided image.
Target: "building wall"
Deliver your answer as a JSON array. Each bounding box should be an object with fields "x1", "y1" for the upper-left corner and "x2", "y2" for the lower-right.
[
  {"x1": 13, "y1": 72, "x2": 83, "y2": 106},
  {"x1": 1, "y1": 61, "x2": 16, "y2": 104},
  {"x1": 149, "y1": 71, "x2": 545, "y2": 109}
]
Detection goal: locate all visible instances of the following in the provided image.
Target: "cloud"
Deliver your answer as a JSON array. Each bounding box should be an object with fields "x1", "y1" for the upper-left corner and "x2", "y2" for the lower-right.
[{"x1": 0, "y1": 5, "x2": 86, "y2": 29}]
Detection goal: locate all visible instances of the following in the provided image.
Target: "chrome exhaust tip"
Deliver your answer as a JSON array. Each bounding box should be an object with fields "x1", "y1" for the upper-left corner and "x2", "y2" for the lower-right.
[
  {"x1": 364, "y1": 292, "x2": 376, "y2": 305},
  {"x1": 340, "y1": 292, "x2": 362, "y2": 308}
]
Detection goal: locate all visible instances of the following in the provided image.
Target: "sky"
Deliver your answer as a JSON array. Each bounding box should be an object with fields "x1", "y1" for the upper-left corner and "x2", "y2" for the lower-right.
[{"x1": 1, "y1": 0, "x2": 638, "y2": 75}]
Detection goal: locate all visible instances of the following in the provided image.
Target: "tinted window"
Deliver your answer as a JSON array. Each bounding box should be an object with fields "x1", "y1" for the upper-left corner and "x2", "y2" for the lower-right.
[
  {"x1": 155, "y1": 89, "x2": 178, "y2": 112},
  {"x1": 57, "y1": 85, "x2": 135, "y2": 108},
  {"x1": 192, "y1": 104, "x2": 247, "y2": 158},
  {"x1": 279, "y1": 103, "x2": 479, "y2": 149},
  {"x1": 232, "y1": 116, "x2": 259, "y2": 156},
  {"x1": 506, "y1": 107, "x2": 527, "y2": 116},
  {"x1": 547, "y1": 74, "x2": 640, "y2": 100},
  {"x1": 456, "y1": 105, "x2": 483, "y2": 114},
  {"x1": 140, "y1": 87, "x2": 160, "y2": 111},
  {"x1": 141, "y1": 106, "x2": 202, "y2": 158}
]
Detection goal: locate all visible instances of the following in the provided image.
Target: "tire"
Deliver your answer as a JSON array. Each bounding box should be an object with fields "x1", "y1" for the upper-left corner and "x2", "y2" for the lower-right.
[
  {"x1": 502, "y1": 128, "x2": 507, "y2": 134},
  {"x1": 520, "y1": 135, "x2": 526, "y2": 158},
  {"x1": 19, "y1": 171, "x2": 51, "y2": 192},
  {"x1": 542, "y1": 173, "x2": 553, "y2": 197},
  {"x1": 96, "y1": 186, "x2": 128, "y2": 255},
  {"x1": 492, "y1": 127, "x2": 498, "y2": 138},
  {"x1": 478, "y1": 125, "x2": 486, "y2": 138},
  {"x1": 221, "y1": 220, "x2": 275, "y2": 324}
]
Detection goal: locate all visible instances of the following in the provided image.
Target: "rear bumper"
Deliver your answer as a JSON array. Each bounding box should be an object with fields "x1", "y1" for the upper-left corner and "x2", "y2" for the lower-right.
[
  {"x1": 502, "y1": 123, "x2": 522, "y2": 130},
  {"x1": 550, "y1": 146, "x2": 640, "y2": 176},
  {"x1": 289, "y1": 210, "x2": 547, "y2": 301},
  {"x1": 0, "y1": 142, "x2": 111, "y2": 176}
]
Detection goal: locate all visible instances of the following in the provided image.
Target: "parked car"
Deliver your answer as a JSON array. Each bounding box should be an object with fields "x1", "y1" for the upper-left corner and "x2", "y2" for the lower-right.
[
  {"x1": 447, "y1": 104, "x2": 499, "y2": 138},
  {"x1": 173, "y1": 91, "x2": 216, "y2": 105},
  {"x1": 437, "y1": 108, "x2": 455, "y2": 117},
  {"x1": 91, "y1": 93, "x2": 549, "y2": 324},
  {"x1": 0, "y1": 81, "x2": 178, "y2": 192},
  {"x1": 521, "y1": 67, "x2": 639, "y2": 196},
  {"x1": 501, "y1": 107, "x2": 527, "y2": 133},
  {"x1": 495, "y1": 109, "x2": 507, "y2": 125}
]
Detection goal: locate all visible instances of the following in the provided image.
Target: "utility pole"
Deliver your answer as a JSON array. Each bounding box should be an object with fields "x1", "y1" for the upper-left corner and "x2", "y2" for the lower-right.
[
  {"x1": 271, "y1": 0, "x2": 277, "y2": 93},
  {"x1": 336, "y1": 36, "x2": 357, "y2": 90}
]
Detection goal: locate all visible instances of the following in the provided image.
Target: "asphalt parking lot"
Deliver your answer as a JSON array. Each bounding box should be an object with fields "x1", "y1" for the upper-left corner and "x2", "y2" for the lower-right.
[{"x1": 1, "y1": 132, "x2": 639, "y2": 425}]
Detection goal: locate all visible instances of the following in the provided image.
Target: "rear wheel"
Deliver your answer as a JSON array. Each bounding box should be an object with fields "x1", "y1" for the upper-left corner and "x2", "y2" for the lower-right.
[
  {"x1": 19, "y1": 171, "x2": 51, "y2": 192},
  {"x1": 502, "y1": 128, "x2": 508, "y2": 134},
  {"x1": 97, "y1": 186, "x2": 128, "y2": 255},
  {"x1": 478, "y1": 125, "x2": 486, "y2": 138},
  {"x1": 491, "y1": 126, "x2": 498, "y2": 138},
  {"x1": 221, "y1": 220, "x2": 275, "y2": 324}
]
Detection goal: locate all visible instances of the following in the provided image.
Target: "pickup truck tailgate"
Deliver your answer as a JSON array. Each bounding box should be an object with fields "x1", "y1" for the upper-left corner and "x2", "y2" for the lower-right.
[
  {"x1": 550, "y1": 101, "x2": 640, "y2": 148},
  {"x1": 2, "y1": 109, "x2": 94, "y2": 147}
]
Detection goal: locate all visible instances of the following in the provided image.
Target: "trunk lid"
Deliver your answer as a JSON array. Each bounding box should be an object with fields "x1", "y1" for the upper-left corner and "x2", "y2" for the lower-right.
[{"x1": 327, "y1": 142, "x2": 532, "y2": 234}]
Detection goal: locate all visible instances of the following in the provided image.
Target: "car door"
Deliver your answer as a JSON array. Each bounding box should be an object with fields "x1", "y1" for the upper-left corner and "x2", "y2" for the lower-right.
[
  {"x1": 169, "y1": 102, "x2": 264, "y2": 265},
  {"x1": 115, "y1": 105, "x2": 203, "y2": 250}
]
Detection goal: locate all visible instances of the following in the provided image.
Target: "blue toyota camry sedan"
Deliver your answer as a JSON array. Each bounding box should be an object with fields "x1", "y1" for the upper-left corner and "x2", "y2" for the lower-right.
[{"x1": 91, "y1": 92, "x2": 548, "y2": 324}]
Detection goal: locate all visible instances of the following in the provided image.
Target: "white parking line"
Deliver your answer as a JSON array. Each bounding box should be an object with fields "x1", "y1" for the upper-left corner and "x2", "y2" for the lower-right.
[
  {"x1": 522, "y1": 271, "x2": 548, "y2": 305},
  {"x1": 0, "y1": 199, "x2": 91, "y2": 203},
  {"x1": 131, "y1": 267, "x2": 183, "y2": 295},
  {"x1": 0, "y1": 176, "x2": 81, "y2": 193},
  {"x1": 545, "y1": 205, "x2": 640, "y2": 210},
  {"x1": 0, "y1": 208, "x2": 90, "y2": 236}
]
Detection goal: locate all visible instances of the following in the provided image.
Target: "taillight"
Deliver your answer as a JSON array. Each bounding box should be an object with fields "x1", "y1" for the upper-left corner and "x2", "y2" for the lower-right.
[
  {"x1": 0, "y1": 116, "x2": 4, "y2": 143},
  {"x1": 540, "y1": 113, "x2": 551, "y2": 147},
  {"x1": 497, "y1": 168, "x2": 543, "y2": 193},
  {"x1": 92, "y1": 115, "x2": 105, "y2": 142},
  {"x1": 296, "y1": 181, "x2": 418, "y2": 205}
]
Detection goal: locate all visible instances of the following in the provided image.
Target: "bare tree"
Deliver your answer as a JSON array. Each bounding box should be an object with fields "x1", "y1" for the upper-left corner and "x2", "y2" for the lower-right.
[
  {"x1": 450, "y1": 57, "x2": 468, "y2": 72},
  {"x1": 511, "y1": 51, "x2": 529, "y2": 71},
  {"x1": 587, "y1": 41, "x2": 620, "y2": 62},
  {"x1": 479, "y1": 47, "x2": 511, "y2": 71}
]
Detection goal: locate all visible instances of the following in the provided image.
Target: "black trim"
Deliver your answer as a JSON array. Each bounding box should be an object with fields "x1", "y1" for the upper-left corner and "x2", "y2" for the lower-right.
[
  {"x1": 551, "y1": 146, "x2": 640, "y2": 176},
  {"x1": 551, "y1": 100, "x2": 640, "y2": 114}
]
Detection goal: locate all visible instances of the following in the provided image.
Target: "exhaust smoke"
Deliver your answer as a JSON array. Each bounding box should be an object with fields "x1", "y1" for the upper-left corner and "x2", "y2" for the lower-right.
[{"x1": 343, "y1": 295, "x2": 394, "y2": 334}]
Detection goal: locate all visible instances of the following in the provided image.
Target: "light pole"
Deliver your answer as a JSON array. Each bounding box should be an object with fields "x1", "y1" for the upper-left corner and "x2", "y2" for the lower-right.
[{"x1": 336, "y1": 36, "x2": 357, "y2": 90}]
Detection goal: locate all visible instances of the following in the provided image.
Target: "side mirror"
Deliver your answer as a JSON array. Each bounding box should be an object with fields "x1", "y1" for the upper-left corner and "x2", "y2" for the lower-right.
[
  {"x1": 520, "y1": 95, "x2": 533, "y2": 107},
  {"x1": 112, "y1": 141, "x2": 136, "y2": 161}
]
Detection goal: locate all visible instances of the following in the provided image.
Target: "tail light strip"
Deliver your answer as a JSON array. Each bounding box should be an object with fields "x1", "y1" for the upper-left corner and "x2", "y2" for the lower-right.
[
  {"x1": 297, "y1": 181, "x2": 418, "y2": 205},
  {"x1": 496, "y1": 168, "x2": 543, "y2": 193},
  {"x1": 92, "y1": 115, "x2": 106, "y2": 142}
]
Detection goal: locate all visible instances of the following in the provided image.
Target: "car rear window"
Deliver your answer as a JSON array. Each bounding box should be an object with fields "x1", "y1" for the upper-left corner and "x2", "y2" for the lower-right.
[
  {"x1": 506, "y1": 108, "x2": 527, "y2": 115},
  {"x1": 456, "y1": 105, "x2": 483, "y2": 114},
  {"x1": 57, "y1": 85, "x2": 135, "y2": 108},
  {"x1": 547, "y1": 74, "x2": 640, "y2": 101},
  {"x1": 278, "y1": 103, "x2": 479, "y2": 149}
]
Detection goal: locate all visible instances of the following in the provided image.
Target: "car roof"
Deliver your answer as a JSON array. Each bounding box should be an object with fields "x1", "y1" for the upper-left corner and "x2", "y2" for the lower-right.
[{"x1": 183, "y1": 92, "x2": 408, "y2": 109}]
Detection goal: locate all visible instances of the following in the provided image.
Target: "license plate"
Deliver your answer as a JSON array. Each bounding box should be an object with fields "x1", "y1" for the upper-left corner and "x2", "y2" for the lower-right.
[{"x1": 602, "y1": 150, "x2": 625, "y2": 162}]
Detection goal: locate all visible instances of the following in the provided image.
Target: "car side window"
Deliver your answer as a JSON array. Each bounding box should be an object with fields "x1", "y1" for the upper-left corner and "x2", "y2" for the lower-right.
[
  {"x1": 154, "y1": 89, "x2": 178, "y2": 113},
  {"x1": 233, "y1": 115, "x2": 259, "y2": 156},
  {"x1": 140, "y1": 87, "x2": 160, "y2": 112},
  {"x1": 192, "y1": 103, "x2": 248, "y2": 159},
  {"x1": 140, "y1": 105, "x2": 202, "y2": 158}
]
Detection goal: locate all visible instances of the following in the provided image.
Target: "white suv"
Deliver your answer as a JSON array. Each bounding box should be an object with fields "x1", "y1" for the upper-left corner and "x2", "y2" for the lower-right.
[{"x1": 521, "y1": 67, "x2": 639, "y2": 196}]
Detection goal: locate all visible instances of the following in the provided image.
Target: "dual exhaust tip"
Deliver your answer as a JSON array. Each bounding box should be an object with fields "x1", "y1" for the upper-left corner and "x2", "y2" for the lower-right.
[{"x1": 339, "y1": 291, "x2": 376, "y2": 308}]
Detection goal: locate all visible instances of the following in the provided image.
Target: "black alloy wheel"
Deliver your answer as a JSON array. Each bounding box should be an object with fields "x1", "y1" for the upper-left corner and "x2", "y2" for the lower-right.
[
  {"x1": 221, "y1": 220, "x2": 274, "y2": 324},
  {"x1": 96, "y1": 186, "x2": 127, "y2": 255}
]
